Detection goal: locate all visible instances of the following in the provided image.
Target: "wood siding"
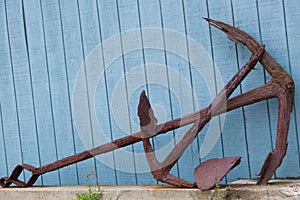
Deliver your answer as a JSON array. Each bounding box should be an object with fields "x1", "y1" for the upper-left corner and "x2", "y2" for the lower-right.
[{"x1": 0, "y1": 0, "x2": 299, "y2": 185}]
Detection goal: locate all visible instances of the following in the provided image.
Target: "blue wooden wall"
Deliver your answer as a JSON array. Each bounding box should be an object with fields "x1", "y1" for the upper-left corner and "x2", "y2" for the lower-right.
[{"x1": 0, "y1": 0, "x2": 299, "y2": 186}]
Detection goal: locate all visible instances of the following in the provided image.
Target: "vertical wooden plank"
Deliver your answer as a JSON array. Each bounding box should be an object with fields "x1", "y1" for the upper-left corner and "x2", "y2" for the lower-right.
[
  {"x1": 96, "y1": 0, "x2": 130, "y2": 185},
  {"x1": 183, "y1": 0, "x2": 212, "y2": 55},
  {"x1": 96, "y1": 0, "x2": 137, "y2": 185},
  {"x1": 135, "y1": 0, "x2": 178, "y2": 184},
  {"x1": 78, "y1": 0, "x2": 117, "y2": 185},
  {"x1": 231, "y1": 0, "x2": 272, "y2": 180},
  {"x1": 23, "y1": 0, "x2": 60, "y2": 185},
  {"x1": 194, "y1": 1, "x2": 225, "y2": 171},
  {"x1": 182, "y1": 0, "x2": 221, "y2": 182},
  {"x1": 0, "y1": 103, "x2": 8, "y2": 178},
  {"x1": 284, "y1": 0, "x2": 300, "y2": 168},
  {"x1": 40, "y1": 0, "x2": 80, "y2": 185},
  {"x1": 5, "y1": 0, "x2": 41, "y2": 184},
  {"x1": 59, "y1": 0, "x2": 94, "y2": 185},
  {"x1": 257, "y1": 0, "x2": 300, "y2": 177},
  {"x1": 185, "y1": 0, "x2": 219, "y2": 167},
  {"x1": 0, "y1": 0, "x2": 23, "y2": 179},
  {"x1": 117, "y1": 0, "x2": 150, "y2": 184},
  {"x1": 91, "y1": 0, "x2": 119, "y2": 185},
  {"x1": 137, "y1": 0, "x2": 169, "y2": 184},
  {"x1": 161, "y1": 0, "x2": 203, "y2": 183},
  {"x1": 159, "y1": 0, "x2": 196, "y2": 180},
  {"x1": 96, "y1": 0, "x2": 125, "y2": 185},
  {"x1": 207, "y1": 0, "x2": 249, "y2": 182},
  {"x1": 279, "y1": 0, "x2": 300, "y2": 176}
]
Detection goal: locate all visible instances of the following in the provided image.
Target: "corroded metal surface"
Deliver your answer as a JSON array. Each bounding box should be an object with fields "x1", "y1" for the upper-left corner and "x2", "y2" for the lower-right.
[
  {"x1": 194, "y1": 157, "x2": 241, "y2": 190},
  {"x1": 137, "y1": 45, "x2": 263, "y2": 189},
  {"x1": 0, "y1": 18, "x2": 294, "y2": 190}
]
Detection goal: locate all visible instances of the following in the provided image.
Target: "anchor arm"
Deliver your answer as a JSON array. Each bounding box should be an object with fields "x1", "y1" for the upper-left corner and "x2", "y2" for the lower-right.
[{"x1": 204, "y1": 17, "x2": 295, "y2": 185}]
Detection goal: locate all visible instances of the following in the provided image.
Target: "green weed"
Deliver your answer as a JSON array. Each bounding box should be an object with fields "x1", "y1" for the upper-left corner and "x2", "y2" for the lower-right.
[{"x1": 74, "y1": 170, "x2": 103, "y2": 200}]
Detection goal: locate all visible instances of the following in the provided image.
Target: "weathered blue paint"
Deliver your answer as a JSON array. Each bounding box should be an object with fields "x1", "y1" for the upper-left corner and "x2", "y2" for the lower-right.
[
  {"x1": 0, "y1": 0, "x2": 299, "y2": 186},
  {"x1": 23, "y1": 0, "x2": 60, "y2": 186},
  {"x1": 284, "y1": 0, "x2": 300, "y2": 169},
  {"x1": 137, "y1": 0, "x2": 171, "y2": 185},
  {"x1": 258, "y1": 0, "x2": 300, "y2": 178},
  {"x1": 0, "y1": 103, "x2": 8, "y2": 179},
  {"x1": 3, "y1": 0, "x2": 41, "y2": 185},
  {"x1": 58, "y1": 0, "x2": 96, "y2": 185},
  {"x1": 181, "y1": 0, "x2": 212, "y2": 183},
  {"x1": 0, "y1": 0, "x2": 23, "y2": 180},
  {"x1": 230, "y1": 0, "x2": 272, "y2": 180}
]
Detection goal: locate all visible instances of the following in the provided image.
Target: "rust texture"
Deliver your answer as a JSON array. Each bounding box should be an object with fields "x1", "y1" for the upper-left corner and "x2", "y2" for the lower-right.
[
  {"x1": 137, "y1": 45, "x2": 264, "y2": 189},
  {"x1": 0, "y1": 18, "x2": 294, "y2": 190},
  {"x1": 194, "y1": 157, "x2": 241, "y2": 190}
]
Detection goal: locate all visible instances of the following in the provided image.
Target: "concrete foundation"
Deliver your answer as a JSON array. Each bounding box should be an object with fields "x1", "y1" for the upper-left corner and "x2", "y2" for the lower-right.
[{"x1": 0, "y1": 180, "x2": 299, "y2": 200}]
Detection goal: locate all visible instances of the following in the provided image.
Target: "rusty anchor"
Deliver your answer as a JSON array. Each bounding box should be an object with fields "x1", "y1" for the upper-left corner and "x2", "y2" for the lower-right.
[{"x1": 0, "y1": 18, "x2": 294, "y2": 190}]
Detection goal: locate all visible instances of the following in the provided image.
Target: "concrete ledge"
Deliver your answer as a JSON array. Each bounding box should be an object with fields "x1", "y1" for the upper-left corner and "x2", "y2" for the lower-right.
[
  {"x1": 0, "y1": 180, "x2": 299, "y2": 200},
  {"x1": 226, "y1": 180, "x2": 300, "y2": 200}
]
